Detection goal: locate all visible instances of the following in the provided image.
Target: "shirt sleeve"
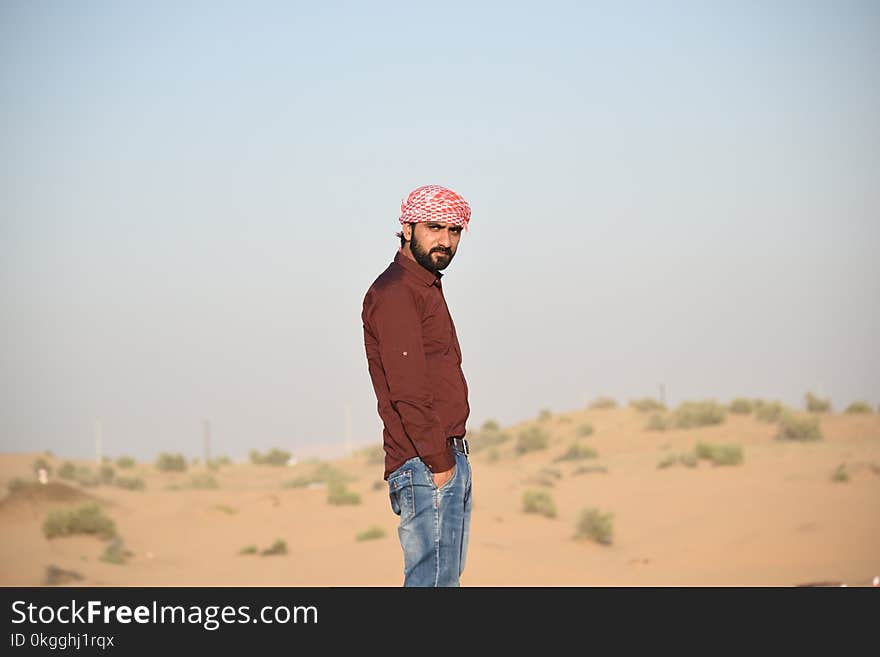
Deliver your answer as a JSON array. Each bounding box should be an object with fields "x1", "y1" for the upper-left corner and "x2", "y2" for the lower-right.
[{"x1": 364, "y1": 285, "x2": 455, "y2": 473}]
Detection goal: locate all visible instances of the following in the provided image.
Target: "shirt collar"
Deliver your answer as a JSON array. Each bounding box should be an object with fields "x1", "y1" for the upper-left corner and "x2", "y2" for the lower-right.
[{"x1": 394, "y1": 248, "x2": 442, "y2": 287}]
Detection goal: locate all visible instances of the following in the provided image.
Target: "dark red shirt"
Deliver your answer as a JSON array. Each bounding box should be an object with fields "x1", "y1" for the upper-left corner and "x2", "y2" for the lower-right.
[{"x1": 362, "y1": 249, "x2": 470, "y2": 479}]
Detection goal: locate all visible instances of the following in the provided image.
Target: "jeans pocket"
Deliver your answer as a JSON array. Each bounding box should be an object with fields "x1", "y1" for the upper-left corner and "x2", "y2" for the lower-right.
[
  {"x1": 388, "y1": 469, "x2": 415, "y2": 521},
  {"x1": 433, "y1": 458, "x2": 459, "y2": 492}
]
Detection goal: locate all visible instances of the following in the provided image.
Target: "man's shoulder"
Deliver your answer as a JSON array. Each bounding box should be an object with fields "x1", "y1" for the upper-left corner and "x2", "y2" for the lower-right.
[{"x1": 363, "y1": 261, "x2": 415, "y2": 308}]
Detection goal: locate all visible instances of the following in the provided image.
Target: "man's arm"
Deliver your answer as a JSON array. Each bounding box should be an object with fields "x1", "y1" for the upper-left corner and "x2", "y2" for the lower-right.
[{"x1": 364, "y1": 285, "x2": 456, "y2": 474}]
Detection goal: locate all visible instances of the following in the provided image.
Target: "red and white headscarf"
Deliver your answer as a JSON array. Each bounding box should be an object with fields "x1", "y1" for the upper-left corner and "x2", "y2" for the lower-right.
[{"x1": 396, "y1": 184, "x2": 471, "y2": 237}]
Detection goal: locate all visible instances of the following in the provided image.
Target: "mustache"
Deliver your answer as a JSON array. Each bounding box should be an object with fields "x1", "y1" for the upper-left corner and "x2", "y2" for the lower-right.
[{"x1": 432, "y1": 248, "x2": 451, "y2": 255}]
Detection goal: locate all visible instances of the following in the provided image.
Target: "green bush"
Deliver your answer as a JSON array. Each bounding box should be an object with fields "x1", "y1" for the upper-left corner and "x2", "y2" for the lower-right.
[
  {"x1": 672, "y1": 400, "x2": 726, "y2": 429},
  {"x1": 115, "y1": 456, "x2": 136, "y2": 469},
  {"x1": 43, "y1": 504, "x2": 116, "y2": 540},
  {"x1": 630, "y1": 398, "x2": 666, "y2": 413},
  {"x1": 283, "y1": 462, "x2": 351, "y2": 489},
  {"x1": 695, "y1": 442, "x2": 743, "y2": 466},
  {"x1": 831, "y1": 464, "x2": 849, "y2": 483},
  {"x1": 575, "y1": 508, "x2": 614, "y2": 545},
  {"x1": 74, "y1": 467, "x2": 101, "y2": 487},
  {"x1": 239, "y1": 545, "x2": 258, "y2": 555},
  {"x1": 469, "y1": 427, "x2": 511, "y2": 453},
  {"x1": 754, "y1": 400, "x2": 787, "y2": 423},
  {"x1": 481, "y1": 419, "x2": 500, "y2": 432},
  {"x1": 100, "y1": 538, "x2": 132, "y2": 565},
  {"x1": 356, "y1": 525, "x2": 386, "y2": 541},
  {"x1": 645, "y1": 414, "x2": 668, "y2": 431},
  {"x1": 537, "y1": 409, "x2": 553, "y2": 422},
  {"x1": 588, "y1": 396, "x2": 617, "y2": 409},
  {"x1": 486, "y1": 447, "x2": 500, "y2": 463},
  {"x1": 7, "y1": 477, "x2": 26, "y2": 493},
  {"x1": 571, "y1": 465, "x2": 608, "y2": 475},
  {"x1": 844, "y1": 401, "x2": 872, "y2": 414},
  {"x1": 188, "y1": 474, "x2": 218, "y2": 489},
  {"x1": 776, "y1": 413, "x2": 822, "y2": 442},
  {"x1": 358, "y1": 445, "x2": 385, "y2": 465},
  {"x1": 679, "y1": 452, "x2": 698, "y2": 468},
  {"x1": 114, "y1": 476, "x2": 145, "y2": 491},
  {"x1": 99, "y1": 465, "x2": 115, "y2": 484},
  {"x1": 576, "y1": 423, "x2": 594, "y2": 437},
  {"x1": 249, "y1": 448, "x2": 291, "y2": 466},
  {"x1": 327, "y1": 481, "x2": 361, "y2": 505},
  {"x1": 728, "y1": 398, "x2": 754, "y2": 414},
  {"x1": 805, "y1": 392, "x2": 831, "y2": 413},
  {"x1": 515, "y1": 426, "x2": 550, "y2": 455},
  {"x1": 156, "y1": 453, "x2": 187, "y2": 472},
  {"x1": 657, "y1": 454, "x2": 678, "y2": 469},
  {"x1": 58, "y1": 462, "x2": 77, "y2": 480},
  {"x1": 522, "y1": 489, "x2": 557, "y2": 518},
  {"x1": 44, "y1": 565, "x2": 84, "y2": 586},
  {"x1": 554, "y1": 444, "x2": 598, "y2": 462},
  {"x1": 260, "y1": 539, "x2": 288, "y2": 556},
  {"x1": 32, "y1": 457, "x2": 52, "y2": 476}
]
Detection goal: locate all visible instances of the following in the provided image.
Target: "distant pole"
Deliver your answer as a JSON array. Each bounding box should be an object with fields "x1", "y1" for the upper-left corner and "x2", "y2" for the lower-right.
[
  {"x1": 344, "y1": 403, "x2": 352, "y2": 455},
  {"x1": 94, "y1": 418, "x2": 103, "y2": 465},
  {"x1": 658, "y1": 383, "x2": 666, "y2": 406},
  {"x1": 203, "y1": 419, "x2": 211, "y2": 466}
]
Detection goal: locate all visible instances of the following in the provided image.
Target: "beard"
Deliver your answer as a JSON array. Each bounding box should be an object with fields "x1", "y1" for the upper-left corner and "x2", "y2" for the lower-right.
[{"x1": 410, "y1": 228, "x2": 454, "y2": 273}]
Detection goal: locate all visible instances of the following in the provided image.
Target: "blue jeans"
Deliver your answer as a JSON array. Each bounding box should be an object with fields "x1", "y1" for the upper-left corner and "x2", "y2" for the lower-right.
[{"x1": 387, "y1": 449, "x2": 472, "y2": 587}]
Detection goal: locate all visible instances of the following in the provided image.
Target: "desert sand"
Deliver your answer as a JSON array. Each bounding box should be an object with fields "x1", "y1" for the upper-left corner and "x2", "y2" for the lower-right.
[{"x1": 2, "y1": 406, "x2": 878, "y2": 586}]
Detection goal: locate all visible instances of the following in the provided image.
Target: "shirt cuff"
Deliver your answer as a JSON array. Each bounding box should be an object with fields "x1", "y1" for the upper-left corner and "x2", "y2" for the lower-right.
[{"x1": 420, "y1": 449, "x2": 456, "y2": 474}]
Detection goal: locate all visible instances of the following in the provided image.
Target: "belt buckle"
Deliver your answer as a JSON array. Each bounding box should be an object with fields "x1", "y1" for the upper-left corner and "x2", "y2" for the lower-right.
[{"x1": 457, "y1": 437, "x2": 469, "y2": 455}]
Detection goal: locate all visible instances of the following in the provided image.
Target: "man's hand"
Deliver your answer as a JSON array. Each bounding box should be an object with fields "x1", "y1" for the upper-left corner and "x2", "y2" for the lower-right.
[{"x1": 432, "y1": 464, "x2": 456, "y2": 489}]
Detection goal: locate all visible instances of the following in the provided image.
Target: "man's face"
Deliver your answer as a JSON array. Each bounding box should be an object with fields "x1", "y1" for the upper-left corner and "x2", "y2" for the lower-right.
[{"x1": 407, "y1": 221, "x2": 463, "y2": 273}]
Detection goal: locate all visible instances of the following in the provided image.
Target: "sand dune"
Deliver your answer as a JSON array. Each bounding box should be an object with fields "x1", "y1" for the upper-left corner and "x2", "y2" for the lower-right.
[{"x1": 1, "y1": 407, "x2": 878, "y2": 586}]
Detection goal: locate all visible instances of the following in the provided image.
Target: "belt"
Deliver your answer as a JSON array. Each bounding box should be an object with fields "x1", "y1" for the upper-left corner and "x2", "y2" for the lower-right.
[{"x1": 448, "y1": 436, "x2": 470, "y2": 455}]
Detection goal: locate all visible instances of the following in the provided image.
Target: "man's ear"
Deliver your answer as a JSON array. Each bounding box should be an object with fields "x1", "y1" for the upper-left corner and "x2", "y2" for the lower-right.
[{"x1": 403, "y1": 223, "x2": 413, "y2": 241}]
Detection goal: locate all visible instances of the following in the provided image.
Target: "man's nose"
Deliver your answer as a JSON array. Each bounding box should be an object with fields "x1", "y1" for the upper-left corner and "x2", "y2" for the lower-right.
[{"x1": 437, "y1": 229, "x2": 452, "y2": 247}]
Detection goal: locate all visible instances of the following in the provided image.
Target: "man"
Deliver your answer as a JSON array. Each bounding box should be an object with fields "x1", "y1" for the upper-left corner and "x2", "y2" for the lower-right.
[{"x1": 361, "y1": 184, "x2": 473, "y2": 587}]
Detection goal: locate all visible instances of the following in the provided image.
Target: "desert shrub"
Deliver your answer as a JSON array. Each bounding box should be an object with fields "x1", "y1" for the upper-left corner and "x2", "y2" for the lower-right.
[
  {"x1": 754, "y1": 400, "x2": 786, "y2": 422},
  {"x1": 210, "y1": 455, "x2": 232, "y2": 466},
  {"x1": 657, "y1": 454, "x2": 678, "y2": 469},
  {"x1": 645, "y1": 414, "x2": 668, "y2": 431},
  {"x1": 588, "y1": 396, "x2": 617, "y2": 409},
  {"x1": 576, "y1": 423, "x2": 594, "y2": 437},
  {"x1": 260, "y1": 539, "x2": 288, "y2": 556},
  {"x1": 572, "y1": 465, "x2": 608, "y2": 475},
  {"x1": 575, "y1": 508, "x2": 614, "y2": 545},
  {"x1": 527, "y1": 467, "x2": 562, "y2": 486},
  {"x1": 469, "y1": 427, "x2": 511, "y2": 453},
  {"x1": 32, "y1": 457, "x2": 52, "y2": 476},
  {"x1": 554, "y1": 444, "x2": 598, "y2": 462},
  {"x1": 358, "y1": 445, "x2": 385, "y2": 465},
  {"x1": 537, "y1": 409, "x2": 553, "y2": 422},
  {"x1": 58, "y1": 462, "x2": 77, "y2": 480},
  {"x1": 805, "y1": 392, "x2": 831, "y2": 413},
  {"x1": 559, "y1": 416, "x2": 572, "y2": 424},
  {"x1": 100, "y1": 537, "x2": 132, "y2": 565},
  {"x1": 99, "y1": 465, "x2": 115, "y2": 484},
  {"x1": 7, "y1": 477, "x2": 26, "y2": 492},
  {"x1": 728, "y1": 398, "x2": 754, "y2": 414},
  {"x1": 630, "y1": 398, "x2": 666, "y2": 412},
  {"x1": 356, "y1": 525, "x2": 386, "y2": 541},
  {"x1": 481, "y1": 419, "x2": 500, "y2": 432},
  {"x1": 695, "y1": 442, "x2": 743, "y2": 466},
  {"x1": 516, "y1": 426, "x2": 550, "y2": 455},
  {"x1": 844, "y1": 401, "x2": 872, "y2": 414},
  {"x1": 239, "y1": 545, "x2": 258, "y2": 555},
  {"x1": 114, "y1": 476, "x2": 145, "y2": 491},
  {"x1": 327, "y1": 481, "x2": 361, "y2": 505},
  {"x1": 214, "y1": 504, "x2": 237, "y2": 515},
  {"x1": 188, "y1": 474, "x2": 218, "y2": 489},
  {"x1": 43, "y1": 503, "x2": 116, "y2": 540},
  {"x1": 522, "y1": 489, "x2": 557, "y2": 518},
  {"x1": 116, "y1": 456, "x2": 136, "y2": 469},
  {"x1": 486, "y1": 447, "x2": 500, "y2": 463},
  {"x1": 283, "y1": 462, "x2": 351, "y2": 489},
  {"x1": 672, "y1": 400, "x2": 726, "y2": 429},
  {"x1": 371, "y1": 480, "x2": 385, "y2": 491},
  {"x1": 679, "y1": 452, "x2": 698, "y2": 468},
  {"x1": 156, "y1": 453, "x2": 187, "y2": 472},
  {"x1": 776, "y1": 413, "x2": 822, "y2": 442},
  {"x1": 44, "y1": 565, "x2": 84, "y2": 586},
  {"x1": 74, "y1": 467, "x2": 101, "y2": 487},
  {"x1": 249, "y1": 448, "x2": 291, "y2": 466},
  {"x1": 831, "y1": 464, "x2": 849, "y2": 483}
]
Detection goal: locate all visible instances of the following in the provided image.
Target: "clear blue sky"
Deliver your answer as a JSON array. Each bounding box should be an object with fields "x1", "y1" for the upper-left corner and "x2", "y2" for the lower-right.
[{"x1": 2, "y1": 1, "x2": 878, "y2": 461}]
